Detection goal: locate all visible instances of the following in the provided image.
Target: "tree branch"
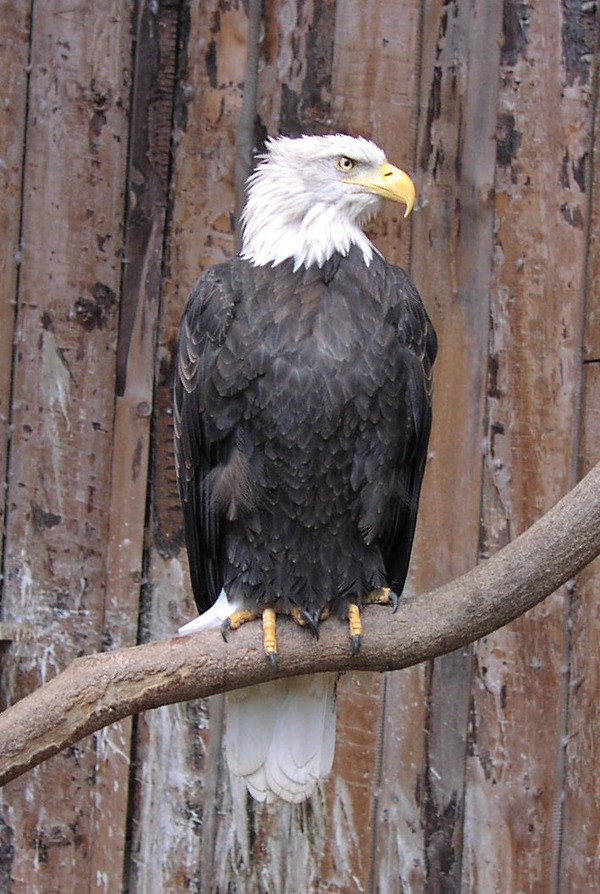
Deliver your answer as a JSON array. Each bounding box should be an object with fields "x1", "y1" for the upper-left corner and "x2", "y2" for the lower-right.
[{"x1": 1, "y1": 461, "x2": 600, "y2": 788}]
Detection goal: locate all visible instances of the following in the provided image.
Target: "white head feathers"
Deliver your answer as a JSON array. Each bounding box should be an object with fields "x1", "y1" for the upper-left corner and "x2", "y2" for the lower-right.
[{"x1": 239, "y1": 134, "x2": 412, "y2": 271}]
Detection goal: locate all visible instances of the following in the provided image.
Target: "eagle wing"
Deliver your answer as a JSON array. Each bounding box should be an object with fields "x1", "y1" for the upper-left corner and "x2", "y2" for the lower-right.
[
  {"x1": 378, "y1": 264, "x2": 437, "y2": 594},
  {"x1": 174, "y1": 264, "x2": 240, "y2": 613}
]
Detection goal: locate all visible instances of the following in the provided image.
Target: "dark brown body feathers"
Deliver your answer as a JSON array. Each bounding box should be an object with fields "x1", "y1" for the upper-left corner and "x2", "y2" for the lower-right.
[{"x1": 175, "y1": 246, "x2": 436, "y2": 628}]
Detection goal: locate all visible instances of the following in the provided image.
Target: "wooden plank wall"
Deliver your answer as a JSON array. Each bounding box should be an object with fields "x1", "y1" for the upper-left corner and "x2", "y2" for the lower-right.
[
  {"x1": 1, "y1": 1, "x2": 599, "y2": 892},
  {"x1": 1, "y1": 2, "x2": 133, "y2": 892}
]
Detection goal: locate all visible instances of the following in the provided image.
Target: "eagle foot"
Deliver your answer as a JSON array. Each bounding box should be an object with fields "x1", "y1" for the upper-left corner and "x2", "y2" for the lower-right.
[
  {"x1": 221, "y1": 608, "x2": 260, "y2": 642},
  {"x1": 290, "y1": 606, "x2": 308, "y2": 627},
  {"x1": 290, "y1": 605, "x2": 331, "y2": 637},
  {"x1": 221, "y1": 606, "x2": 279, "y2": 671},
  {"x1": 262, "y1": 606, "x2": 278, "y2": 670},
  {"x1": 347, "y1": 603, "x2": 362, "y2": 655},
  {"x1": 365, "y1": 586, "x2": 399, "y2": 612}
]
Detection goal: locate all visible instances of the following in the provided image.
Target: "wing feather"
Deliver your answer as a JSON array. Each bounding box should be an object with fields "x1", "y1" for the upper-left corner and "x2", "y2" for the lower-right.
[
  {"x1": 174, "y1": 266, "x2": 241, "y2": 612},
  {"x1": 378, "y1": 264, "x2": 437, "y2": 593}
]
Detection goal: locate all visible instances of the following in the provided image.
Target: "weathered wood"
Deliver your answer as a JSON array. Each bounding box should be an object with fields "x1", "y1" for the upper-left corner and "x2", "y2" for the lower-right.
[
  {"x1": 331, "y1": 0, "x2": 419, "y2": 273},
  {"x1": 560, "y1": 16, "x2": 600, "y2": 884},
  {"x1": 464, "y1": 2, "x2": 593, "y2": 891},
  {"x1": 0, "y1": 1, "x2": 131, "y2": 891},
  {"x1": 560, "y1": 366, "x2": 600, "y2": 893},
  {"x1": 0, "y1": 2, "x2": 29, "y2": 550},
  {"x1": 397, "y1": 2, "x2": 503, "y2": 889},
  {"x1": 128, "y1": 1, "x2": 249, "y2": 890},
  {"x1": 87, "y1": 1, "x2": 178, "y2": 888},
  {"x1": 328, "y1": 0, "x2": 426, "y2": 887},
  {"x1": 329, "y1": 1, "x2": 423, "y2": 889},
  {"x1": 2, "y1": 2, "x2": 600, "y2": 890}
]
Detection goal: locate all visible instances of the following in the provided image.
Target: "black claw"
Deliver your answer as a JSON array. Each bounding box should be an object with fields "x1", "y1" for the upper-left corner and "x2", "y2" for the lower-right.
[
  {"x1": 350, "y1": 634, "x2": 362, "y2": 656},
  {"x1": 268, "y1": 651, "x2": 279, "y2": 673},
  {"x1": 390, "y1": 590, "x2": 399, "y2": 613},
  {"x1": 301, "y1": 608, "x2": 321, "y2": 638},
  {"x1": 220, "y1": 619, "x2": 231, "y2": 643}
]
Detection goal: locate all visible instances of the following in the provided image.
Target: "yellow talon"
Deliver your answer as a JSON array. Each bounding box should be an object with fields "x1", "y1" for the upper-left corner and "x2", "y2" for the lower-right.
[
  {"x1": 348, "y1": 603, "x2": 362, "y2": 655},
  {"x1": 366, "y1": 586, "x2": 391, "y2": 605},
  {"x1": 290, "y1": 606, "x2": 308, "y2": 627},
  {"x1": 365, "y1": 586, "x2": 399, "y2": 611},
  {"x1": 227, "y1": 608, "x2": 259, "y2": 630},
  {"x1": 262, "y1": 606, "x2": 278, "y2": 668},
  {"x1": 348, "y1": 603, "x2": 362, "y2": 639},
  {"x1": 221, "y1": 605, "x2": 279, "y2": 670}
]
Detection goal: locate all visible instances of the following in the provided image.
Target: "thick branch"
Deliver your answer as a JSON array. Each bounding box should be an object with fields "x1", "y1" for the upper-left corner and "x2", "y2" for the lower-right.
[{"x1": 1, "y1": 461, "x2": 600, "y2": 787}]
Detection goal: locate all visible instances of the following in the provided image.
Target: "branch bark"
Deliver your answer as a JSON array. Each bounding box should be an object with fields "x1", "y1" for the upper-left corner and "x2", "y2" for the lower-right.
[{"x1": 1, "y1": 460, "x2": 600, "y2": 788}]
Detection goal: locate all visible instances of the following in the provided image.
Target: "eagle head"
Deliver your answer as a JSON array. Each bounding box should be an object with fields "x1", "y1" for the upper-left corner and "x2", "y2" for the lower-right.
[{"x1": 239, "y1": 134, "x2": 415, "y2": 271}]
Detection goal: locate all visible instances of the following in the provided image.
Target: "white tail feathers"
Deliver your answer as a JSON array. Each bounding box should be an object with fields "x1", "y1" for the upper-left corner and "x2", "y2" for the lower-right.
[
  {"x1": 177, "y1": 590, "x2": 239, "y2": 635},
  {"x1": 178, "y1": 598, "x2": 338, "y2": 803},
  {"x1": 225, "y1": 673, "x2": 337, "y2": 803}
]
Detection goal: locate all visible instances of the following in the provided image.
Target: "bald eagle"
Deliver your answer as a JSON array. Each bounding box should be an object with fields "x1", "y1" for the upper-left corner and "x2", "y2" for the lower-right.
[{"x1": 176, "y1": 134, "x2": 436, "y2": 803}]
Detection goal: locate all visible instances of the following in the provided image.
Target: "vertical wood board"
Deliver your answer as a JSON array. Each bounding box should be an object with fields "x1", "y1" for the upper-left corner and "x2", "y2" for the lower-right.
[
  {"x1": 0, "y1": 1, "x2": 132, "y2": 891},
  {"x1": 130, "y1": 1, "x2": 248, "y2": 890},
  {"x1": 0, "y1": 2, "x2": 30, "y2": 547},
  {"x1": 560, "y1": 14, "x2": 600, "y2": 884},
  {"x1": 88, "y1": 1, "x2": 180, "y2": 889},
  {"x1": 464, "y1": 2, "x2": 593, "y2": 891},
  {"x1": 396, "y1": 2, "x2": 502, "y2": 890}
]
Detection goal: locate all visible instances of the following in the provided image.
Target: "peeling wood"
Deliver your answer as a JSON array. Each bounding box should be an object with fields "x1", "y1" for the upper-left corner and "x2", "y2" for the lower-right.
[
  {"x1": 560, "y1": 365, "x2": 600, "y2": 893},
  {"x1": 257, "y1": 0, "x2": 336, "y2": 137},
  {"x1": 327, "y1": 4, "x2": 424, "y2": 888}
]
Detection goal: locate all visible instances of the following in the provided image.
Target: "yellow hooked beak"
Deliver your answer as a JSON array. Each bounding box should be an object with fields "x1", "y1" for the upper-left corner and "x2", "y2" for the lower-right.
[{"x1": 342, "y1": 163, "x2": 416, "y2": 217}]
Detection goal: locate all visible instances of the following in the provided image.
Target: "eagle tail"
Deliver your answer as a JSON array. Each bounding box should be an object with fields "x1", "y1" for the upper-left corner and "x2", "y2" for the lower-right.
[
  {"x1": 177, "y1": 589, "x2": 239, "y2": 634},
  {"x1": 179, "y1": 596, "x2": 337, "y2": 803},
  {"x1": 225, "y1": 672, "x2": 337, "y2": 803}
]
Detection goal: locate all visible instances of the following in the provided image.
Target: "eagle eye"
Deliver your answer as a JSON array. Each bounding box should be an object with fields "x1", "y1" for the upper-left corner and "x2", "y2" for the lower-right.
[{"x1": 336, "y1": 156, "x2": 356, "y2": 173}]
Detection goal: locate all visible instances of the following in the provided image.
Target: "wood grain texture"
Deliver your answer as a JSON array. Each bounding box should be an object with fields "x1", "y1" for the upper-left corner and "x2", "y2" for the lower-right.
[
  {"x1": 560, "y1": 17, "x2": 600, "y2": 884},
  {"x1": 560, "y1": 365, "x2": 600, "y2": 892},
  {"x1": 88, "y1": 2, "x2": 178, "y2": 887},
  {"x1": 0, "y1": 2, "x2": 29, "y2": 549},
  {"x1": 401, "y1": 3, "x2": 503, "y2": 889},
  {"x1": 1, "y1": 2, "x2": 600, "y2": 891},
  {"x1": 0, "y1": 1, "x2": 131, "y2": 891},
  {"x1": 464, "y1": 2, "x2": 594, "y2": 892},
  {"x1": 128, "y1": 1, "x2": 249, "y2": 891},
  {"x1": 329, "y1": 2, "x2": 423, "y2": 889}
]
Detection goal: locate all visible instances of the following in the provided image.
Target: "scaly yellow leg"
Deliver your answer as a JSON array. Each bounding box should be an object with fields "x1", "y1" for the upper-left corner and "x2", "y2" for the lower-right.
[
  {"x1": 222, "y1": 601, "x2": 337, "y2": 669},
  {"x1": 348, "y1": 603, "x2": 362, "y2": 655},
  {"x1": 262, "y1": 606, "x2": 278, "y2": 669},
  {"x1": 221, "y1": 605, "x2": 279, "y2": 671},
  {"x1": 347, "y1": 588, "x2": 398, "y2": 655}
]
